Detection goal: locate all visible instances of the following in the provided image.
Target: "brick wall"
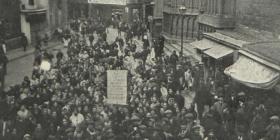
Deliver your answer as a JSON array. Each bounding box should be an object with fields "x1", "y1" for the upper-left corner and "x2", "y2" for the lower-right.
[{"x1": 236, "y1": 0, "x2": 280, "y2": 35}]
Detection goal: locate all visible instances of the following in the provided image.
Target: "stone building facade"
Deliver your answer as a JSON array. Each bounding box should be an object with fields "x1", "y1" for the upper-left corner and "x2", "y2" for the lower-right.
[
  {"x1": 152, "y1": 0, "x2": 163, "y2": 38},
  {"x1": 189, "y1": 0, "x2": 280, "y2": 92},
  {"x1": 68, "y1": 0, "x2": 89, "y2": 19},
  {"x1": 197, "y1": 0, "x2": 236, "y2": 39},
  {"x1": 155, "y1": 0, "x2": 280, "y2": 92},
  {"x1": 161, "y1": 0, "x2": 280, "y2": 42},
  {"x1": 20, "y1": 0, "x2": 68, "y2": 45},
  {"x1": 127, "y1": 0, "x2": 154, "y2": 23},
  {"x1": 68, "y1": 0, "x2": 127, "y2": 22},
  {"x1": 162, "y1": 0, "x2": 201, "y2": 42},
  {"x1": 0, "y1": 0, "x2": 22, "y2": 50},
  {"x1": 48, "y1": 0, "x2": 68, "y2": 32},
  {"x1": 236, "y1": 0, "x2": 280, "y2": 38}
]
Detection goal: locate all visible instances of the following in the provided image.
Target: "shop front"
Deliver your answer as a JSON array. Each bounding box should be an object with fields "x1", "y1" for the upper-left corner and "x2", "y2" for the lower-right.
[
  {"x1": 223, "y1": 43, "x2": 280, "y2": 117},
  {"x1": 86, "y1": 0, "x2": 127, "y2": 22},
  {"x1": 225, "y1": 54, "x2": 280, "y2": 90},
  {"x1": 225, "y1": 41, "x2": 280, "y2": 91},
  {"x1": 191, "y1": 38, "x2": 236, "y2": 96}
]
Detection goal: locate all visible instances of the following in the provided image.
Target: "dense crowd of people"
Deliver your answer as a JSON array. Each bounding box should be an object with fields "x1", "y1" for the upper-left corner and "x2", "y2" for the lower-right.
[{"x1": 0, "y1": 17, "x2": 280, "y2": 140}]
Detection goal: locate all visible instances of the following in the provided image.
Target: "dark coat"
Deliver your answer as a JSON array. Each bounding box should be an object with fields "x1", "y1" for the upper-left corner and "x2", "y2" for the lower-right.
[{"x1": 21, "y1": 35, "x2": 28, "y2": 46}]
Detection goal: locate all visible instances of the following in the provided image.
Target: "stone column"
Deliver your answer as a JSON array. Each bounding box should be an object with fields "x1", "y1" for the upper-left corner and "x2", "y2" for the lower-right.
[
  {"x1": 175, "y1": 16, "x2": 180, "y2": 36},
  {"x1": 128, "y1": 7, "x2": 133, "y2": 23},
  {"x1": 63, "y1": 0, "x2": 68, "y2": 26},
  {"x1": 211, "y1": 0, "x2": 215, "y2": 14},
  {"x1": 232, "y1": 0, "x2": 237, "y2": 16},
  {"x1": 220, "y1": 0, "x2": 224, "y2": 15},
  {"x1": 194, "y1": 0, "x2": 198, "y2": 9},
  {"x1": 185, "y1": 17, "x2": 190, "y2": 38},
  {"x1": 143, "y1": 4, "x2": 146, "y2": 22},
  {"x1": 213, "y1": 0, "x2": 216, "y2": 14},
  {"x1": 207, "y1": 0, "x2": 211, "y2": 14},
  {"x1": 191, "y1": 16, "x2": 196, "y2": 38},
  {"x1": 217, "y1": 0, "x2": 221, "y2": 15},
  {"x1": 170, "y1": 15, "x2": 174, "y2": 35},
  {"x1": 209, "y1": 0, "x2": 212, "y2": 14},
  {"x1": 88, "y1": 4, "x2": 92, "y2": 17}
]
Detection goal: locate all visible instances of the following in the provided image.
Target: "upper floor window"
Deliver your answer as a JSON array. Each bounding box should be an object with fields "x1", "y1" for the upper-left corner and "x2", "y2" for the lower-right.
[
  {"x1": 164, "y1": 0, "x2": 171, "y2": 6},
  {"x1": 29, "y1": 0, "x2": 34, "y2": 5}
]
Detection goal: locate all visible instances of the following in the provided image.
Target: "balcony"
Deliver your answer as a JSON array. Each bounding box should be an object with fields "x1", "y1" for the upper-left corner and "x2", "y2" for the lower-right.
[{"x1": 21, "y1": 8, "x2": 46, "y2": 16}]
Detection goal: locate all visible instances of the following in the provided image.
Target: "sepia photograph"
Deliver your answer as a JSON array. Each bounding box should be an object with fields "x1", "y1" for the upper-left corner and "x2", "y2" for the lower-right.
[{"x1": 1, "y1": 0, "x2": 280, "y2": 140}]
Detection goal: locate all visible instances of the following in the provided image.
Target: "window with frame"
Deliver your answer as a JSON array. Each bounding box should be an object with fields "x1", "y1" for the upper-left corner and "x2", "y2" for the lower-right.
[{"x1": 29, "y1": 0, "x2": 34, "y2": 6}]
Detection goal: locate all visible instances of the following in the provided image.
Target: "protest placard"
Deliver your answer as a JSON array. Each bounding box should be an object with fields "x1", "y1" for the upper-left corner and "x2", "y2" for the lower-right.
[{"x1": 107, "y1": 70, "x2": 128, "y2": 105}]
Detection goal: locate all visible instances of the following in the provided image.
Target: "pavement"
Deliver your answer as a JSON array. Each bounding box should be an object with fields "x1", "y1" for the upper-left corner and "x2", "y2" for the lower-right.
[
  {"x1": 4, "y1": 40, "x2": 64, "y2": 90},
  {"x1": 6, "y1": 41, "x2": 62, "y2": 62}
]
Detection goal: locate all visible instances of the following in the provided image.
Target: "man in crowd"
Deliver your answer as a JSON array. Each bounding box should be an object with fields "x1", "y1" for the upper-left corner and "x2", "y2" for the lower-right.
[
  {"x1": 0, "y1": 38, "x2": 7, "y2": 75},
  {"x1": 21, "y1": 33, "x2": 28, "y2": 52}
]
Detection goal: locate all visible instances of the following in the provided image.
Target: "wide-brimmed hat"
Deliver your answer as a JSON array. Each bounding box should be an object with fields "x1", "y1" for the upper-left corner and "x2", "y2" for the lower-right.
[
  {"x1": 185, "y1": 113, "x2": 194, "y2": 119},
  {"x1": 208, "y1": 129, "x2": 215, "y2": 136},
  {"x1": 24, "y1": 134, "x2": 31, "y2": 138},
  {"x1": 180, "y1": 123, "x2": 188, "y2": 128},
  {"x1": 139, "y1": 125, "x2": 147, "y2": 130},
  {"x1": 192, "y1": 125, "x2": 201, "y2": 130},
  {"x1": 146, "y1": 113, "x2": 152, "y2": 118},
  {"x1": 164, "y1": 110, "x2": 173, "y2": 114},
  {"x1": 131, "y1": 115, "x2": 141, "y2": 121},
  {"x1": 238, "y1": 92, "x2": 245, "y2": 96},
  {"x1": 270, "y1": 115, "x2": 279, "y2": 120}
]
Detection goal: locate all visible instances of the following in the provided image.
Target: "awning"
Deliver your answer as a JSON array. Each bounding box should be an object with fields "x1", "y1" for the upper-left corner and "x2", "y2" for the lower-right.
[
  {"x1": 225, "y1": 55, "x2": 280, "y2": 89},
  {"x1": 191, "y1": 39, "x2": 234, "y2": 59},
  {"x1": 191, "y1": 39, "x2": 213, "y2": 51},
  {"x1": 204, "y1": 44, "x2": 234, "y2": 59}
]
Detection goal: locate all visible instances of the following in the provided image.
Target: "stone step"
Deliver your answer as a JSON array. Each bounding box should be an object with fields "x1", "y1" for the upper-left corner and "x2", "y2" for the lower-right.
[
  {"x1": 164, "y1": 44, "x2": 173, "y2": 56},
  {"x1": 165, "y1": 43, "x2": 181, "y2": 54},
  {"x1": 172, "y1": 43, "x2": 201, "y2": 61},
  {"x1": 165, "y1": 42, "x2": 201, "y2": 63}
]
